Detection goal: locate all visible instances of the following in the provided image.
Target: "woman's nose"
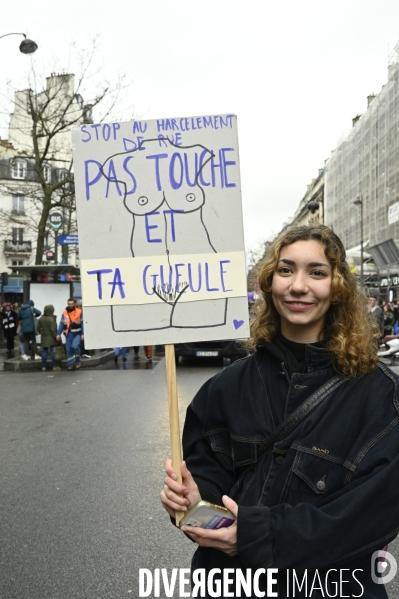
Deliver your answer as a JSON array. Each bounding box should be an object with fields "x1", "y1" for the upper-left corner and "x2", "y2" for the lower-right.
[{"x1": 289, "y1": 272, "x2": 308, "y2": 293}]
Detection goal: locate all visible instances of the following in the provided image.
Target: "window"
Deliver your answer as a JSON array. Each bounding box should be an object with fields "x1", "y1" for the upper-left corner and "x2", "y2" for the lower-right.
[
  {"x1": 11, "y1": 158, "x2": 27, "y2": 180},
  {"x1": 12, "y1": 228, "x2": 24, "y2": 244},
  {"x1": 57, "y1": 168, "x2": 69, "y2": 183},
  {"x1": 11, "y1": 260, "x2": 24, "y2": 266},
  {"x1": 43, "y1": 163, "x2": 52, "y2": 183},
  {"x1": 12, "y1": 196, "x2": 25, "y2": 215}
]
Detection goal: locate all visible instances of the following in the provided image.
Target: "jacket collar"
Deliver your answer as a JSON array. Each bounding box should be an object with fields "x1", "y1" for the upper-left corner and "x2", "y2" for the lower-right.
[
  {"x1": 257, "y1": 338, "x2": 333, "y2": 373},
  {"x1": 304, "y1": 343, "x2": 333, "y2": 372}
]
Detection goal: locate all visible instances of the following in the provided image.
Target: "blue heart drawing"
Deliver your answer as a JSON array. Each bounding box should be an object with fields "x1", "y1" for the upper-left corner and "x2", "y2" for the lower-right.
[{"x1": 233, "y1": 319, "x2": 244, "y2": 330}]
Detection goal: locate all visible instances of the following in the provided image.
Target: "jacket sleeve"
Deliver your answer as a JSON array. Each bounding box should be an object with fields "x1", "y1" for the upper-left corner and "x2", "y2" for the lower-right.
[
  {"x1": 57, "y1": 316, "x2": 65, "y2": 336},
  {"x1": 183, "y1": 378, "x2": 237, "y2": 506},
  {"x1": 33, "y1": 307, "x2": 41, "y2": 317},
  {"x1": 237, "y1": 421, "x2": 399, "y2": 571}
]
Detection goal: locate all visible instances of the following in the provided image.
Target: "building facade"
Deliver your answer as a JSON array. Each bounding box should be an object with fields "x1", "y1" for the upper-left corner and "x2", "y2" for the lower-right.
[
  {"x1": 279, "y1": 169, "x2": 325, "y2": 233},
  {"x1": 0, "y1": 74, "x2": 88, "y2": 300},
  {"x1": 324, "y1": 42, "x2": 399, "y2": 297}
]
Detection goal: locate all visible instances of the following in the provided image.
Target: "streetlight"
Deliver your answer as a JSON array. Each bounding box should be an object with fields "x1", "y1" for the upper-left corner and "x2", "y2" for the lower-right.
[
  {"x1": 307, "y1": 200, "x2": 320, "y2": 214},
  {"x1": 354, "y1": 195, "x2": 364, "y2": 288},
  {"x1": 0, "y1": 33, "x2": 38, "y2": 54}
]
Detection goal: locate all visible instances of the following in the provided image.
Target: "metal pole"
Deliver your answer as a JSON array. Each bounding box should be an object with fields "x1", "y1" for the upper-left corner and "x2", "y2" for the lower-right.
[
  {"x1": 54, "y1": 229, "x2": 58, "y2": 265},
  {"x1": 360, "y1": 198, "x2": 364, "y2": 288},
  {"x1": 354, "y1": 196, "x2": 364, "y2": 288},
  {"x1": 0, "y1": 32, "x2": 27, "y2": 40}
]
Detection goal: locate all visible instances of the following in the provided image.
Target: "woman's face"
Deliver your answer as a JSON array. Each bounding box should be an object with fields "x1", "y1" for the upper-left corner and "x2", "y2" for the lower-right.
[{"x1": 271, "y1": 239, "x2": 333, "y2": 343}]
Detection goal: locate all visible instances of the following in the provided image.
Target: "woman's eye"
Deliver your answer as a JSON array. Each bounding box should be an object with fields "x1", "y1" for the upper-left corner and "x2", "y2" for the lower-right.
[
  {"x1": 278, "y1": 267, "x2": 292, "y2": 274},
  {"x1": 311, "y1": 270, "x2": 327, "y2": 277}
]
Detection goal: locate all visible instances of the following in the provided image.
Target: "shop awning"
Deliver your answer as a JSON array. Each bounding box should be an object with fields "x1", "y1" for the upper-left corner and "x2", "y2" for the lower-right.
[{"x1": 367, "y1": 240, "x2": 399, "y2": 268}]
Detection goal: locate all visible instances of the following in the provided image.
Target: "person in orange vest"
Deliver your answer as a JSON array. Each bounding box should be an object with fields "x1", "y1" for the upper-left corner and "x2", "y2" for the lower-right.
[{"x1": 56, "y1": 298, "x2": 84, "y2": 371}]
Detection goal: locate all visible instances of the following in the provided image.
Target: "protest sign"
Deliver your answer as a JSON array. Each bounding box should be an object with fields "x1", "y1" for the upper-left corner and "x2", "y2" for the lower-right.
[{"x1": 72, "y1": 114, "x2": 250, "y2": 349}]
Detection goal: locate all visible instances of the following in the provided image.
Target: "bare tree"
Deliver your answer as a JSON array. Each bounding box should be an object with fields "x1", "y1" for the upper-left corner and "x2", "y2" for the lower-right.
[
  {"x1": 0, "y1": 42, "x2": 129, "y2": 265},
  {"x1": 246, "y1": 240, "x2": 271, "y2": 292}
]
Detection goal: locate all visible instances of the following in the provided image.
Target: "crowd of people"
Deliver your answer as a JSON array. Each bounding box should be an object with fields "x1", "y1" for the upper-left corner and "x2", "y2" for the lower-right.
[
  {"x1": 0, "y1": 298, "x2": 85, "y2": 371},
  {"x1": 367, "y1": 295, "x2": 399, "y2": 339},
  {"x1": 114, "y1": 346, "x2": 153, "y2": 364},
  {"x1": 1, "y1": 299, "x2": 155, "y2": 371}
]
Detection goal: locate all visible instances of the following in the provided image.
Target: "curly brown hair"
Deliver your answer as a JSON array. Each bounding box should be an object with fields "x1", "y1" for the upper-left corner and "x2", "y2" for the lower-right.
[{"x1": 248, "y1": 225, "x2": 379, "y2": 378}]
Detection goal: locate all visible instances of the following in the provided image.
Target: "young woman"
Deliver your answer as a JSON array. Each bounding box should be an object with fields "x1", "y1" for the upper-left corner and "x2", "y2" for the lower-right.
[{"x1": 160, "y1": 225, "x2": 399, "y2": 598}]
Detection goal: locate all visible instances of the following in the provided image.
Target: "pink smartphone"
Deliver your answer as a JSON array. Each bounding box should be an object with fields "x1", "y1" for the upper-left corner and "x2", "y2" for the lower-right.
[{"x1": 179, "y1": 500, "x2": 236, "y2": 529}]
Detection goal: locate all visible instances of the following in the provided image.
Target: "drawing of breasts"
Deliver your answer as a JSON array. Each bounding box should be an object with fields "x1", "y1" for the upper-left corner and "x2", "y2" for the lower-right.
[
  {"x1": 100, "y1": 147, "x2": 164, "y2": 217},
  {"x1": 102, "y1": 139, "x2": 227, "y2": 332},
  {"x1": 101, "y1": 139, "x2": 217, "y2": 257},
  {"x1": 160, "y1": 141, "x2": 217, "y2": 255}
]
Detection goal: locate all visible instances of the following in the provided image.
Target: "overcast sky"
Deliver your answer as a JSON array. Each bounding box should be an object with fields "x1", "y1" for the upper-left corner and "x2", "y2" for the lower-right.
[{"x1": 2, "y1": 0, "x2": 399, "y2": 251}]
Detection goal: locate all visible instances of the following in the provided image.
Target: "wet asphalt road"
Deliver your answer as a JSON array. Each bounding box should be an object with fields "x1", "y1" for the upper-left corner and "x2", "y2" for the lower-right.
[{"x1": 1, "y1": 353, "x2": 399, "y2": 598}]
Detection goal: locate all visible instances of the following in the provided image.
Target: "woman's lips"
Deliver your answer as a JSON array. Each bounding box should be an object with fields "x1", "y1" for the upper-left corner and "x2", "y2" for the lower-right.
[{"x1": 284, "y1": 301, "x2": 314, "y2": 312}]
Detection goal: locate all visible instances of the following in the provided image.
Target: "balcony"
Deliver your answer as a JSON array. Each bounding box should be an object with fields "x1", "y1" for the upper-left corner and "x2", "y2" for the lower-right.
[{"x1": 4, "y1": 240, "x2": 32, "y2": 254}]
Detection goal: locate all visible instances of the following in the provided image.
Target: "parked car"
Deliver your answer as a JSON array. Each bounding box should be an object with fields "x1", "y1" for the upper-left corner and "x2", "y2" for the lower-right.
[{"x1": 174, "y1": 340, "x2": 247, "y2": 365}]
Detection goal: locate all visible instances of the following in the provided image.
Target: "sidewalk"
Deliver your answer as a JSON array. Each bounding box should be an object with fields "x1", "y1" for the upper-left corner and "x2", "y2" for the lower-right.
[
  {"x1": 0, "y1": 337, "x2": 115, "y2": 372},
  {"x1": 0, "y1": 339, "x2": 164, "y2": 372}
]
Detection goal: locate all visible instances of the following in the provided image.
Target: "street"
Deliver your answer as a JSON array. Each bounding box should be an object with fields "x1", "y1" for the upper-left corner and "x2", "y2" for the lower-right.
[
  {"x1": 1, "y1": 355, "x2": 399, "y2": 598},
  {"x1": 0, "y1": 354, "x2": 200, "y2": 599}
]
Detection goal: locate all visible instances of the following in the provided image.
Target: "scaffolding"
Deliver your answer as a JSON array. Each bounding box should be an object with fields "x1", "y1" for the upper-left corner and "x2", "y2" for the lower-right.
[{"x1": 325, "y1": 42, "x2": 399, "y2": 259}]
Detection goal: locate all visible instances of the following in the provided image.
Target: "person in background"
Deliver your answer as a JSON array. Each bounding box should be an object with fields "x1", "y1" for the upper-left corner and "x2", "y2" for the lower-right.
[
  {"x1": 38, "y1": 305, "x2": 61, "y2": 371},
  {"x1": 383, "y1": 303, "x2": 394, "y2": 336},
  {"x1": 2, "y1": 302, "x2": 18, "y2": 358},
  {"x1": 19, "y1": 299, "x2": 41, "y2": 360},
  {"x1": 57, "y1": 298, "x2": 84, "y2": 371},
  {"x1": 114, "y1": 347, "x2": 127, "y2": 362},
  {"x1": 19, "y1": 331, "x2": 26, "y2": 359},
  {"x1": 76, "y1": 299, "x2": 90, "y2": 358},
  {"x1": 367, "y1": 294, "x2": 384, "y2": 342},
  {"x1": 13, "y1": 302, "x2": 20, "y2": 314},
  {"x1": 393, "y1": 300, "x2": 399, "y2": 328},
  {"x1": 133, "y1": 345, "x2": 152, "y2": 363}
]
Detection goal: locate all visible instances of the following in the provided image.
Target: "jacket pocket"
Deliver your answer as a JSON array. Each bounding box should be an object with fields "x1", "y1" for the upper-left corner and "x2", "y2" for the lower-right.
[
  {"x1": 280, "y1": 446, "x2": 349, "y2": 505},
  {"x1": 208, "y1": 432, "x2": 258, "y2": 472},
  {"x1": 208, "y1": 431, "x2": 234, "y2": 471},
  {"x1": 231, "y1": 437, "x2": 258, "y2": 467}
]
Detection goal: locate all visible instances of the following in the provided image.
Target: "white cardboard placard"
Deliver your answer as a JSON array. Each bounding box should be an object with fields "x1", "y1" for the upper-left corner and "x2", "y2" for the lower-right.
[{"x1": 72, "y1": 114, "x2": 250, "y2": 348}]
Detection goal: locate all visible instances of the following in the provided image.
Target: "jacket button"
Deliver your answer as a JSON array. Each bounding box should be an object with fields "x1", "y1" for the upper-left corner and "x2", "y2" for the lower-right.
[
  {"x1": 316, "y1": 480, "x2": 326, "y2": 491},
  {"x1": 275, "y1": 455, "x2": 284, "y2": 465},
  {"x1": 277, "y1": 371, "x2": 286, "y2": 379}
]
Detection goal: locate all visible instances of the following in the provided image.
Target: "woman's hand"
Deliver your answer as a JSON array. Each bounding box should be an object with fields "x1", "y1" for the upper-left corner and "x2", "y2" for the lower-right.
[
  {"x1": 160, "y1": 460, "x2": 202, "y2": 518},
  {"x1": 181, "y1": 495, "x2": 238, "y2": 557}
]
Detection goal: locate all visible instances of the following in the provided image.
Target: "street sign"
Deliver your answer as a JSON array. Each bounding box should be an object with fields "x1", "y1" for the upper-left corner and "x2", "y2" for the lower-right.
[
  {"x1": 49, "y1": 212, "x2": 63, "y2": 230},
  {"x1": 388, "y1": 201, "x2": 399, "y2": 225},
  {"x1": 58, "y1": 234, "x2": 79, "y2": 245}
]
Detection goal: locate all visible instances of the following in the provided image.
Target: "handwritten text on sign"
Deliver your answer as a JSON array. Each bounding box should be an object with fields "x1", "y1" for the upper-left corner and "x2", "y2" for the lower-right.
[{"x1": 81, "y1": 252, "x2": 246, "y2": 307}]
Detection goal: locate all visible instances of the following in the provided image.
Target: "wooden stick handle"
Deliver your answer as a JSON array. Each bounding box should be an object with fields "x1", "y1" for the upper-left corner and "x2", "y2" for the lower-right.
[{"x1": 165, "y1": 344, "x2": 184, "y2": 526}]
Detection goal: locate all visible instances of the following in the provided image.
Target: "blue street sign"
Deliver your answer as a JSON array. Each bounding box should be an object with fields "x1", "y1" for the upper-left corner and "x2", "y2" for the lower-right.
[{"x1": 57, "y1": 234, "x2": 79, "y2": 245}]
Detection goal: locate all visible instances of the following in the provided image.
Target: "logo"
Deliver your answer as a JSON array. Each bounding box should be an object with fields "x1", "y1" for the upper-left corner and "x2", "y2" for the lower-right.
[
  {"x1": 371, "y1": 550, "x2": 397, "y2": 584},
  {"x1": 312, "y1": 446, "x2": 330, "y2": 454}
]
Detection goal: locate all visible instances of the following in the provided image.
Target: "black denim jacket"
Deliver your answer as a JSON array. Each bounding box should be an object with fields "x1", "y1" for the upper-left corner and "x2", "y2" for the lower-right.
[{"x1": 182, "y1": 345, "x2": 399, "y2": 598}]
